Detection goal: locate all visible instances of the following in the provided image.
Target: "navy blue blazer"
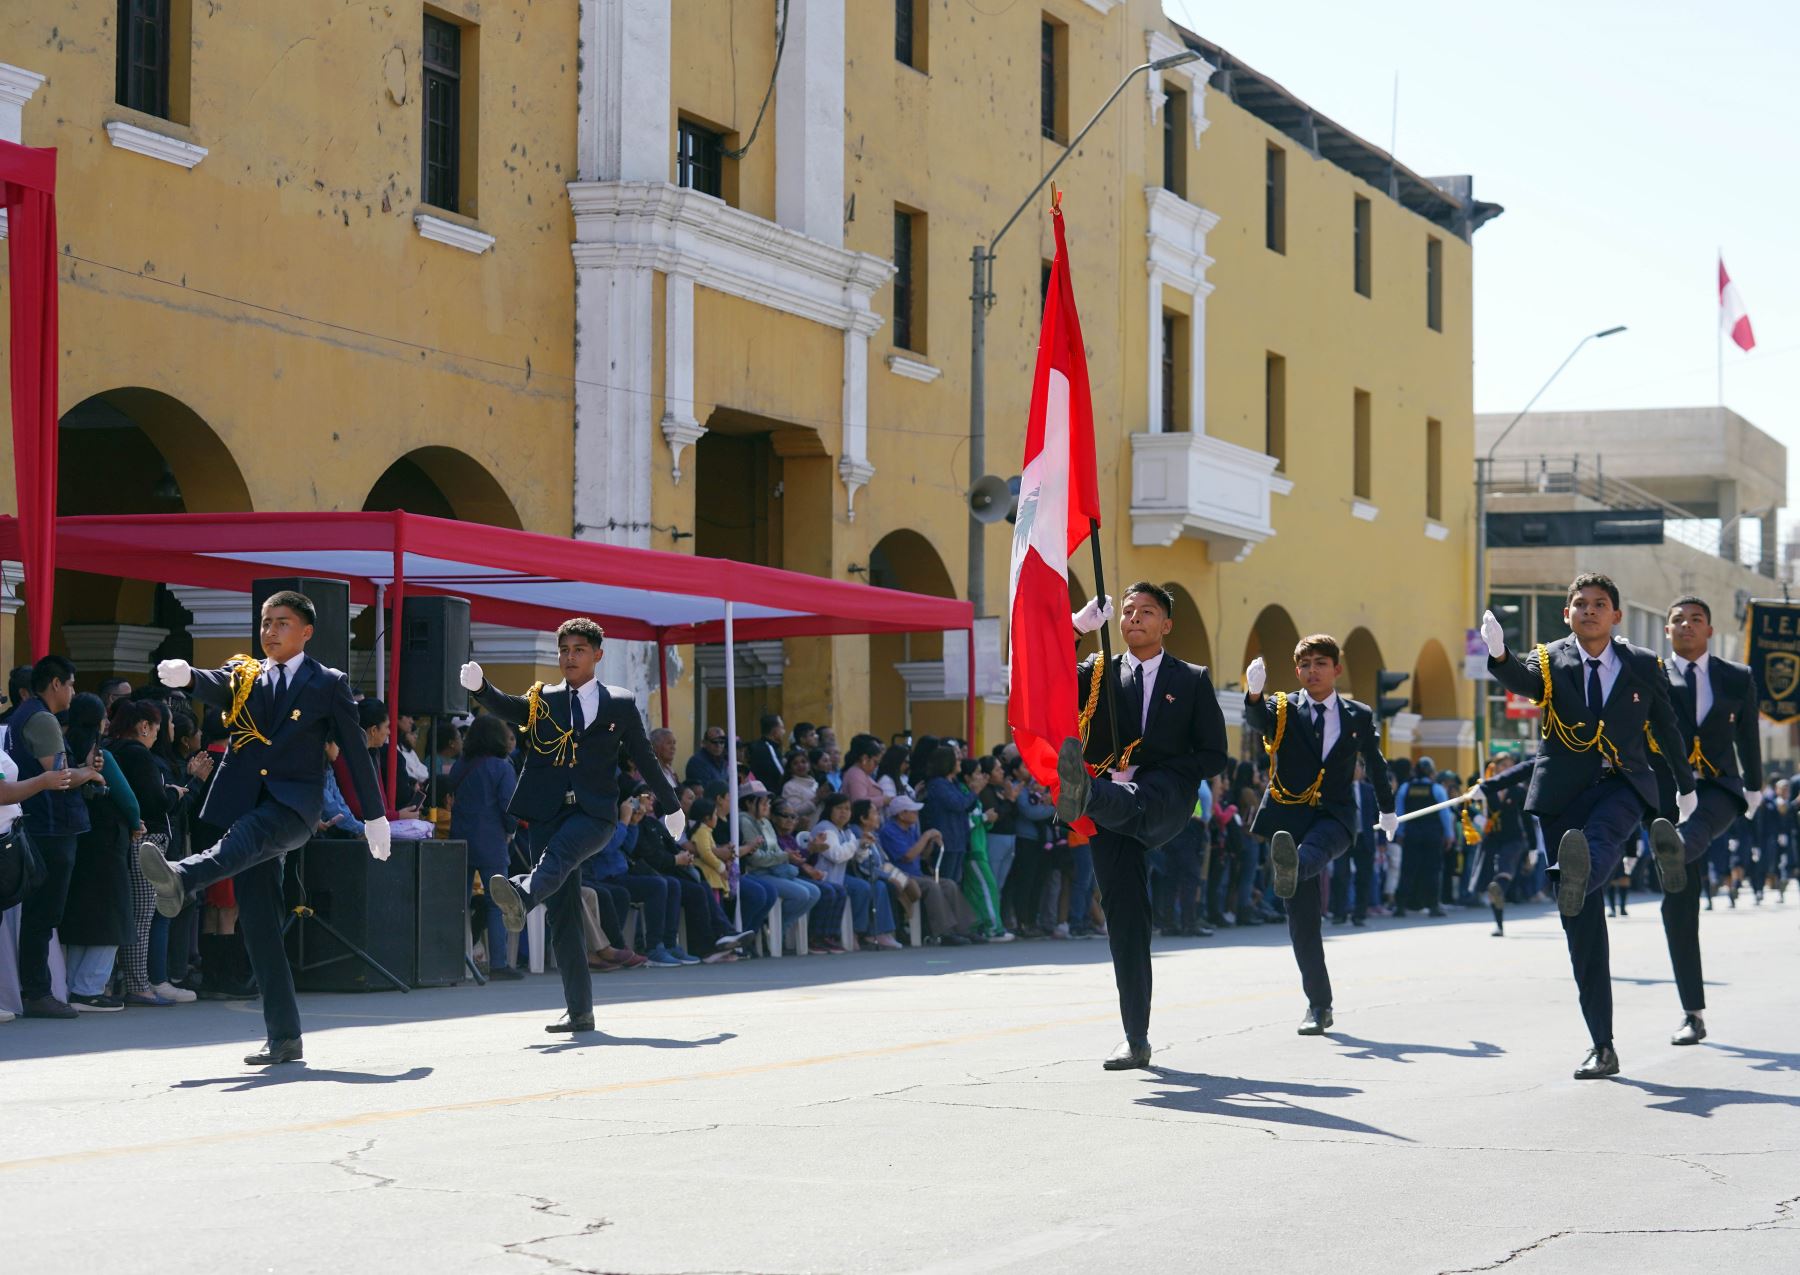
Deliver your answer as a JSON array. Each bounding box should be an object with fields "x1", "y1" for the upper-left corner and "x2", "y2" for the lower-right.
[
  {"x1": 1648, "y1": 654, "x2": 1762, "y2": 819},
  {"x1": 187, "y1": 654, "x2": 384, "y2": 830},
  {"x1": 474, "y1": 678, "x2": 676, "y2": 823},
  {"x1": 1244, "y1": 692, "x2": 1394, "y2": 839}
]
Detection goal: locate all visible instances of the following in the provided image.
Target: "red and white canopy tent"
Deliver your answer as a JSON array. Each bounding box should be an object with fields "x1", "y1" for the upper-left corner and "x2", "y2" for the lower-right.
[{"x1": 0, "y1": 510, "x2": 975, "y2": 839}]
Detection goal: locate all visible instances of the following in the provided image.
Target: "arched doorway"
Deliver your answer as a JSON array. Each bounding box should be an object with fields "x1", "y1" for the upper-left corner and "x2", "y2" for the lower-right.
[
  {"x1": 1244, "y1": 604, "x2": 1301, "y2": 693},
  {"x1": 54, "y1": 389, "x2": 252, "y2": 674},
  {"x1": 1411, "y1": 638, "x2": 1458, "y2": 719},
  {"x1": 1163, "y1": 582, "x2": 1213, "y2": 669},
  {"x1": 868, "y1": 529, "x2": 961, "y2": 741},
  {"x1": 1341, "y1": 627, "x2": 1383, "y2": 704},
  {"x1": 363, "y1": 446, "x2": 524, "y2": 529}
]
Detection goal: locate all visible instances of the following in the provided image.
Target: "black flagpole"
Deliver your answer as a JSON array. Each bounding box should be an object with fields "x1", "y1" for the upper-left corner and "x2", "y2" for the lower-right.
[{"x1": 1086, "y1": 517, "x2": 1122, "y2": 771}]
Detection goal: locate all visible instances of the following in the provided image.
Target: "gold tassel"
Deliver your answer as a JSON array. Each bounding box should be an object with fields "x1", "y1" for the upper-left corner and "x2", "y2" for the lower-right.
[
  {"x1": 1533, "y1": 643, "x2": 1624, "y2": 769},
  {"x1": 1263, "y1": 692, "x2": 1325, "y2": 806},
  {"x1": 220, "y1": 655, "x2": 270, "y2": 749},
  {"x1": 1461, "y1": 807, "x2": 1481, "y2": 845},
  {"x1": 523, "y1": 682, "x2": 580, "y2": 766}
]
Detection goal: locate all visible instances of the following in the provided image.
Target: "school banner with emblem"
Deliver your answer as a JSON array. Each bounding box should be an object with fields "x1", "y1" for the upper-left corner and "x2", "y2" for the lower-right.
[{"x1": 1745, "y1": 601, "x2": 1800, "y2": 723}]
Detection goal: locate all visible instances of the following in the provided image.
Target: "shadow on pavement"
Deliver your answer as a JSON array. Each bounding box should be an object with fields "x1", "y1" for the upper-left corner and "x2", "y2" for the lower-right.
[
  {"x1": 1327, "y1": 1034, "x2": 1504, "y2": 1064},
  {"x1": 1612, "y1": 976, "x2": 1728, "y2": 989},
  {"x1": 1613, "y1": 1075, "x2": 1800, "y2": 1118},
  {"x1": 1703, "y1": 1043, "x2": 1800, "y2": 1074},
  {"x1": 529, "y1": 1030, "x2": 737, "y2": 1055},
  {"x1": 1135, "y1": 1068, "x2": 1412, "y2": 1140},
  {"x1": 171, "y1": 1065, "x2": 435, "y2": 1093}
]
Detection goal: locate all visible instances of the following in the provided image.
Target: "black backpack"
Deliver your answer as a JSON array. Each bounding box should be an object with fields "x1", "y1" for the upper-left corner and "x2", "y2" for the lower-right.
[{"x1": 0, "y1": 822, "x2": 46, "y2": 912}]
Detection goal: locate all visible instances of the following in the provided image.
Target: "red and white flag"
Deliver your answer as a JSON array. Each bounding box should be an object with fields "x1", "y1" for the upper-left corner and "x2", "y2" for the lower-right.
[
  {"x1": 1008, "y1": 194, "x2": 1102, "y2": 802},
  {"x1": 1719, "y1": 256, "x2": 1756, "y2": 352}
]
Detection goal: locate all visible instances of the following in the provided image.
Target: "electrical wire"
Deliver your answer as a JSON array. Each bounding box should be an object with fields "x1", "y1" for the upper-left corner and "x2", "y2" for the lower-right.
[{"x1": 723, "y1": 0, "x2": 788, "y2": 161}]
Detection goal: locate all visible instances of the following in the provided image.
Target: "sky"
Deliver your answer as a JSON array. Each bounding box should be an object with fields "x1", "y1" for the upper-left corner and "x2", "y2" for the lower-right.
[{"x1": 1168, "y1": 0, "x2": 1800, "y2": 547}]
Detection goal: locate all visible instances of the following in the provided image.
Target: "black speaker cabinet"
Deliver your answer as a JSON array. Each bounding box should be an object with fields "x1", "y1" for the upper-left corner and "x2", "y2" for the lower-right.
[
  {"x1": 251, "y1": 577, "x2": 352, "y2": 674},
  {"x1": 398, "y1": 595, "x2": 471, "y2": 717},
  {"x1": 288, "y1": 838, "x2": 468, "y2": 992}
]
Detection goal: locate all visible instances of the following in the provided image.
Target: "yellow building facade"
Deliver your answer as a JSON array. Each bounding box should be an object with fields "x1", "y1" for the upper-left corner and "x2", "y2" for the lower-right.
[{"x1": 3, "y1": 1, "x2": 1495, "y2": 771}]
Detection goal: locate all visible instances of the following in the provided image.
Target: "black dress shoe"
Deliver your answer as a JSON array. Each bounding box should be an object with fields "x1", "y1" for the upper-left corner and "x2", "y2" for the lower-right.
[
  {"x1": 1428, "y1": 906, "x2": 1447, "y2": 918},
  {"x1": 1270, "y1": 831, "x2": 1299, "y2": 899},
  {"x1": 1574, "y1": 1043, "x2": 1620, "y2": 1079},
  {"x1": 1184, "y1": 923, "x2": 1216, "y2": 938},
  {"x1": 1102, "y1": 1038, "x2": 1152, "y2": 1070},
  {"x1": 488, "y1": 875, "x2": 528, "y2": 933},
  {"x1": 1297, "y1": 1007, "x2": 1333, "y2": 1035},
  {"x1": 1671, "y1": 1013, "x2": 1706, "y2": 1046},
  {"x1": 1351, "y1": 915, "x2": 1367, "y2": 927},
  {"x1": 1649, "y1": 818, "x2": 1686, "y2": 895},
  {"x1": 1055, "y1": 737, "x2": 1091, "y2": 823},
  {"x1": 1556, "y1": 830, "x2": 1591, "y2": 918},
  {"x1": 245, "y1": 1038, "x2": 303, "y2": 1066},
  {"x1": 546, "y1": 1015, "x2": 596, "y2": 1034}
]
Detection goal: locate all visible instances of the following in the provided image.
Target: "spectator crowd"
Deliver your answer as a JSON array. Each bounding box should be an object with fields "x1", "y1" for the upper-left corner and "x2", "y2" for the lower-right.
[{"x1": 5, "y1": 654, "x2": 1799, "y2": 1022}]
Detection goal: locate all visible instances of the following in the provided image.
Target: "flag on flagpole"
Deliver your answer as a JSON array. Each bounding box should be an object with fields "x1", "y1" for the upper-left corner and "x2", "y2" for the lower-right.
[
  {"x1": 1719, "y1": 256, "x2": 1756, "y2": 352},
  {"x1": 1007, "y1": 193, "x2": 1102, "y2": 802}
]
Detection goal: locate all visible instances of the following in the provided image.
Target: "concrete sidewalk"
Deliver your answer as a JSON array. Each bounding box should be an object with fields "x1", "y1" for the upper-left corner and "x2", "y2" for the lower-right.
[{"x1": 2, "y1": 900, "x2": 1797, "y2": 1273}]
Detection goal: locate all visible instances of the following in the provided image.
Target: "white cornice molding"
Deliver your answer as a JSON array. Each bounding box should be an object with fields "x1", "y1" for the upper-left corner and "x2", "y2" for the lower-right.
[
  {"x1": 414, "y1": 211, "x2": 496, "y2": 254},
  {"x1": 839, "y1": 456, "x2": 876, "y2": 522},
  {"x1": 1424, "y1": 519, "x2": 1451, "y2": 541},
  {"x1": 105, "y1": 120, "x2": 207, "y2": 169},
  {"x1": 1146, "y1": 31, "x2": 1215, "y2": 133},
  {"x1": 660, "y1": 413, "x2": 706, "y2": 485},
  {"x1": 0, "y1": 62, "x2": 47, "y2": 111},
  {"x1": 885, "y1": 353, "x2": 942, "y2": 383},
  {"x1": 1080, "y1": 0, "x2": 1127, "y2": 14},
  {"x1": 1352, "y1": 500, "x2": 1380, "y2": 522},
  {"x1": 569, "y1": 181, "x2": 894, "y2": 335},
  {"x1": 1145, "y1": 186, "x2": 1220, "y2": 293}
]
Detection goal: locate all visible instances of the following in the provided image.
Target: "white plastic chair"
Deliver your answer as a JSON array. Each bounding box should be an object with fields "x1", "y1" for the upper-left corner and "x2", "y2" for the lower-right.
[
  {"x1": 840, "y1": 898, "x2": 858, "y2": 952},
  {"x1": 762, "y1": 897, "x2": 783, "y2": 959}
]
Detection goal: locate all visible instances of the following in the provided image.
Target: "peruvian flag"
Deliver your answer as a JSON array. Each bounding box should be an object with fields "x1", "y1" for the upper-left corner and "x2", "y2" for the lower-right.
[
  {"x1": 1720, "y1": 256, "x2": 1756, "y2": 352},
  {"x1": 1007, "y1": 194, "x2": 1102, "y2": 801}
]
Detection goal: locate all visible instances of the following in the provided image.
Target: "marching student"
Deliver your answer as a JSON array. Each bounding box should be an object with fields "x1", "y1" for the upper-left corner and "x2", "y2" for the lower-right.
[
  {"x1": 1650, "y1": 594, "x2": 1761, "y2": 1047},
  {"x1": 1480, "y1": 573, "x2": 1693, "y2": 1079},
  {"x1": 1242, "y1": 636, "x2": 1396, "y2": 1035},
  {"x1": 1055, "y1": 583, "x2": 1230, "y2": 1070}
]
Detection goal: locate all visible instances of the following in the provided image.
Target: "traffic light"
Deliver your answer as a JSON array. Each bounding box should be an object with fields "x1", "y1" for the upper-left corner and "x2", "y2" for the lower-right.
[{"x1": 1375, "y1": 669, "x2": 1410, "y2": 723}]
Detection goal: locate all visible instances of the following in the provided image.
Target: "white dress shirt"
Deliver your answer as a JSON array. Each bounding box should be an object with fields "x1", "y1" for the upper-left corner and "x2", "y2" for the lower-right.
[
  {"x1": 1573, "y1": 640, "x2": 1621, "y2": 708},
  {"x1": 1123, "y1": 649, "x2": 1165, "y2": 737},
  {"x1": 1671, "y1": 651, "x2": 1713, "y2": 724},
  {"x1": 1301, "y1": 691, "x2": 1342, "y2": 757},
  {"x1": 262, "y1": 650, "x2": 305, "y2": 701},
  {"x1": 564, "y1": 677, "x2": 602, "y2": 730}
]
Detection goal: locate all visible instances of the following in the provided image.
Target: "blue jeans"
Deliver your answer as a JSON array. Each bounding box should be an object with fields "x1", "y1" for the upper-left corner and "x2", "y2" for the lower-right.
[
  {"x1": 1069, "y1": 842, "x2": 1096, "y2": 931},
  {"x1": 986, "y1": 834, "x2": 1016, "y2": 893},
  {"x1": 753, "y1": 873, "x2": 821, "y2": 941},
  {"x1": 63, "y1": 944, "x2": 117, "y2": 997},
  {"x1": 732, "y1": 874, "x2": 777, "y2": 933},
  {"x1": 846, "y1": 873, "x2": 895, "y2": 935},
  {"x1": 809, "y1": 878, "x2": 848, "y2": 939}
]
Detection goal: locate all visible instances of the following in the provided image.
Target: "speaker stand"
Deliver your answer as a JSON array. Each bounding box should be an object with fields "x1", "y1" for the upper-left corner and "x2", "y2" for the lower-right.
[{"x1": 282, "y1": 844, "x2": 411, "y2": 993}]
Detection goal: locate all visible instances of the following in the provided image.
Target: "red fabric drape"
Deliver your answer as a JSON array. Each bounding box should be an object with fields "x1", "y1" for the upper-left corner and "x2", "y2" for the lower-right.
[{"x1": 0, "y1": 141, "x2": 58, "y2": 659}]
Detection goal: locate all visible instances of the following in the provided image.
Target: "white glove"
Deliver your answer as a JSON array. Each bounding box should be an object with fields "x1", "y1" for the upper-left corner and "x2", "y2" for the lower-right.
[
  {"x1": 1745, "y1": 789, "x2": 1764, "y2": 817},
  {"x1": 459, "y1": 661, "x2": 484, "y2": 692},
  {"x1": 1071, "y1": 595, "x2": 1114, "y2": 636},
  {"x1": 1480, "y1": 609, "x2": 1506, "y2": 659},
  {"x1": 663, "y1": 811, "x2": 687, "y2": 839},
  {"x1": 1245, "y1": 656, "x2": 1267, "y2": 696},
  {"x1": 158, "y1": 658, "x2": 193, "y2": 688},
  {"x1": 1677, "y1": 790, "x2": 1698, "y2": 824},
  {"x1": 1378, "y1": 811, "x2": 1399, "y2": 840},
  {"x1": 364, "y1": 815, "x2": 392, "y2": 862}
]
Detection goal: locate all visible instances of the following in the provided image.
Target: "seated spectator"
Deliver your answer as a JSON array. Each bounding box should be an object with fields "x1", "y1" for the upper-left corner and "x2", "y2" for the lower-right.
[
  {"x1": 448, "y1": 715, "x2": 521, "y2": 980},
  {"x1": 689, "y1": 785, "x2": 776, "y2": 940},
  {"x1": 845, "y1": 797, "x2": 902, "y2": 948},
  {"x1": 813, "y1": 747, "x2": 843, "y2": 794},
  {"x1": 775, "y1": 799, "x2": 844, "y2": 954},
  {"x1": 741, "y1": 791, "x2": 821, "y2": 953},
  {"x1": 876, "y1": 744, "x2": 913, "y2": 802},
  {"x1": 648, "y1": 728, "x2": 682, "y2": 792},
  {"x1": 780, "y1": 749, "x2": 820, "y2": 827},
  {"x1": 98, "y1": 677, "x2": 133, "y2": 710},
  {"x1": 792, "y1": 722, "x2": 820, "y2": 752},
  {"x1": 878, "y1": 796, "x2": 979, "y2": 945},
  {"x1": 840, "y1": 738, "x2": 888, "y2": 812},
  {"x1": 627, "y1": 784, "x2": 750, "y2": 962},
  {"x1": 318, "y1": 740, "x2": 365, "y2": 838},
  {"x1": 685, "y1": 726, "x2": 732, "y2": 788},
  {"x1": 920, "y1": 745, "x2": 980, "y2": 884},
  {"x1": 359, "y1": 698, "x2": 424, "y2": 815},
  {"x1": 580, "y1": 803, "x2": 669, "y2": 969},
  {"x1": 434, "y1": 722, "x2": 463, "y2": 782}
]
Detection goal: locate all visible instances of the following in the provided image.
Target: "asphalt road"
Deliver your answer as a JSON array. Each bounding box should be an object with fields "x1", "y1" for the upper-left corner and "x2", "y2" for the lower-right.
[{"x1": 3, "y1": 897, "x2": 1797, "y2": 1274}]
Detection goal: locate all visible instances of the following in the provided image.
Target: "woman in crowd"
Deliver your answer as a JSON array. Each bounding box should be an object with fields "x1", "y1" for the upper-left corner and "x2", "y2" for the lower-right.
[
  {"x1": 688, "y1": 783, "x2": 775, "y2": 940},
  {"x1": 776, "y1": 798, "x2": 844, "y2": 954},
  {"x1": 449, "y1": 714, "x2": 522, "y2": 980},
  {"x1": 780, "y1": 749, "x2": 821, "y2": 827},
  {"x1": 840, "y1": 739, "x2": 888, "y2": 813},
  {"x1": 1003, "y1": 772, "x2": 1056, "y2": 938},
  {"x1": 809, "y1": 792, "x2": 901, "y2": 951},
  {"x1": 920, "y1": 745, "x2": 981, "y2": 894},
  {"x1": 846, "y1": 797, "x2": 903, "y2": 948},
  {"x1": 147, "y1": 707, "x2": 207, "y2": 999},
  {"x1": 957, "y1": 757, "x2": 1010, "y2": 941},
  {"x1": 740, "y1": 791, "x2": 821, "y2": 954},
  {"x1": 106, "y1": 697, "x2": 184, "y2": 1006},
  {"x1": 875, "y1": 744, "x2": 913, "y2": 803},
  {"x1": 57, "y1": 694, "x2": 143, "y2": 1011}
]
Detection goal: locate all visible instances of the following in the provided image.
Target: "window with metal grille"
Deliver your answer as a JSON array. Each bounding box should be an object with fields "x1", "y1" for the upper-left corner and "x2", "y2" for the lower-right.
[
  {"x1": 1162, "y1": 315, "x2": 1178, "y2": 431},
  {"x1": 1426, "y1": 236, "x2": 1444, "y2": 331},
  {"x1": 893, "y1": 210, "x2": 916, "y2": 351},
  {"x1": 677, "y1": 118, "x2": 725, "y2": 199},
  {"x1": 1354, "y1": 196, "x2": 1372, "y2": 297},
  {"x1": 1426, "y1": 417, "x2": 1444, "y2": 518},
  {"x1": 116, "y1": 0, "x2": 172, "y2": 119},
  {"x1": 422, "y1": 16, "x2": 461, "y2": 211},
  {"x1": 1162, "y1": 87, "x2": 1187, "y2": 198},
  {"x1": 1265, "y1": 352, "x2": 1287, "y2": 469},
  {"x1": 1265, "y1": 145, "x2": 1286, "y2": 253},
  {"x1": 1353, "y1": 389, "x2": 1372, "y2": 499},
  {"x1": 1041, "y1": 20, "x2": 1059, "y2": 140}
]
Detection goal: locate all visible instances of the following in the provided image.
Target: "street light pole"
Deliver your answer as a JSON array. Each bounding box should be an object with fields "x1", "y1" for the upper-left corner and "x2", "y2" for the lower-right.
[
  {"x1": 966, "y1": 49, "x2": 1202, "y2": 618},
  {"x1": 1473, "y1": 323, "x2": 1626, "y2": 757}
]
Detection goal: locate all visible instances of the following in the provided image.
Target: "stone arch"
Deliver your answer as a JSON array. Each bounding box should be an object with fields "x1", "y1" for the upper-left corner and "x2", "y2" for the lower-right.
[
  {"x1": 54, "y1": 389, "x2": 253, "y2": 669},
  {"x1": 363, "y1": 446, "x2": 524, "y2": 529},
  {"x1": 1243, "y1": 603, "x2": 1301, "y2": 693},
  {"x1": 1341, "y1": 626, "x2": 1384, "y2": 704},
  {"x1": 868, "y1": 529, "x2": 961, "y2": 739},
  {"x1": 1163, "y1": 582, "x2": 1212, "y2": 669},
  {"x1": 1412, "y1": 637, "x2": 1458, "y2": 719}
]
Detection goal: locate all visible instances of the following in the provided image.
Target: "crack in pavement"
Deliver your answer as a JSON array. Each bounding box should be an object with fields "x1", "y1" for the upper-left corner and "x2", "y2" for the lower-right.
[{"x1": 1438, "y1": 1192, "x2": 1800, "y2": 1272}]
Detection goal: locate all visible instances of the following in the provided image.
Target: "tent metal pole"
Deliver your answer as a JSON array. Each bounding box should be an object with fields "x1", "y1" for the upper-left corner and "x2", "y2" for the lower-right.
[
  {"x1": 724, "y1": 603, "x2": 740, "y2": 926},
  {"x1": 373, "y1": 583, "x2": 386, "y2": 693},
  {"x1": 965, "y1": 625, "x2": 977, "y2": 745},
  {"x1": 656, "y1": 638, "x2": 670, "y2": 729},
  {"x1": 384, "y1": 519, "x2": 407, "y2": 813}
]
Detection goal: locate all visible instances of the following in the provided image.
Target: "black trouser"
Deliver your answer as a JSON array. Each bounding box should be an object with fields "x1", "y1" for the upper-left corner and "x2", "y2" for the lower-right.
[
  {"x1": 1662, "y1": 785, "x2": 1738, "y2": 1013},
  {"x1": 1286, "y1": 815, "x2": 1350, "y2": 1011},
  {"x1": 518, "y1": 809, "x2": 614, "y2": 1020},
  {"x1": 1543, "y1": 776, "x2": 1645, "y2": 1050},
  {"x1": 1090, "y1": 830, "x2": 1153, "y2": 1042},
  {"x1": 1329, "y1": 836, "x2": 1375, "y2": 921},
  {"x1": 16, "y1": 831, "x2": 77, "y2": 1002}
]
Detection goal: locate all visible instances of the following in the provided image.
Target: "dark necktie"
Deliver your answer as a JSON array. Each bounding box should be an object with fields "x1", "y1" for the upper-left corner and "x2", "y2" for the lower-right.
[
  {"x1": 1313, "y1": 702, "x2": 1327, "y2": 752},
  {"x1": 271, "y1": 662, "x2": 287, "y2": 709},
  {"x1": 570, "y1": 686, "x2": 586, "y2": 734},
  {"x1": 1682, "y1": 662, "x2": 1699, "y2": 735},
  {"x1": 1586, "y1": 658, "x2": 1604, "y2": 718},
  {"x1": 1120, "y1": 661, "x2": 1143, "y2": 740}
]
